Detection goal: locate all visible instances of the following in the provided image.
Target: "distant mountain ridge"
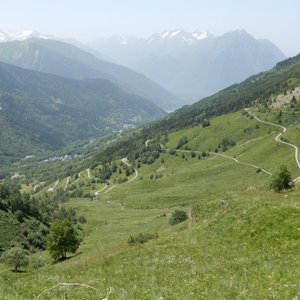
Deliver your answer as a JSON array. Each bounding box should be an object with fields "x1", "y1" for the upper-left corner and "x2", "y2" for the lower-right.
[
  {"x1": 88, "y1": 29, "x2": 286, "y2": 102},
  {"x1": 0, "y1": 37, "x2": 181, "y2": 110},
  {"x1": 0, "y1": 30, "x2": 52, "y2": 42},
  {"x1": 147, "y1": 53, "x2": 300, "y2": 135},
  {"x1": 0, "y1": 61, "x2": 165, "y2": 163}
]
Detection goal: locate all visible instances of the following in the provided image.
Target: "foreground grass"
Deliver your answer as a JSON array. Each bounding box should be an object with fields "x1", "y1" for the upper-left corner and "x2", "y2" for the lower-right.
[
  {"x1": 2, "y1": 187, "x2": 300, "y2": 299},
  {"x1": 2, "y1": 152, "x2": 300, "y2": 299}
]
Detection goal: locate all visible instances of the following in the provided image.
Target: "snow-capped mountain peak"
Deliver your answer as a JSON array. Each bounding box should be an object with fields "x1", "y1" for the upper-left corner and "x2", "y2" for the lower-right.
[
  {"x1": 148, "y1": 29, "x2": 210, "y2": 45},
  {"x1": 0, "y1": 30, "x2": 50, "y2": 43},
  {"x1": 192, "y1": 31, "x2": 209, "y2": 41},
  {"x1": 161, "y1": 30, "x2": 182, "y2": 39}
]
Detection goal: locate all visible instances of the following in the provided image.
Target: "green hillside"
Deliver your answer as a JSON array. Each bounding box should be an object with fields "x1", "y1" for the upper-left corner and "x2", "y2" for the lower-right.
[
  {"x1": 148, "y1": 53, "x2": 300, "y2": 134},
  {"x1": 2, "y1": 96, "x2": 300, "y2": 298},
  {"x1": 0, "y1": 62, "x2": 164, "y2": 164},
  {"x1": 1, "y1": 54, "x2": 300, "y2": 299}
]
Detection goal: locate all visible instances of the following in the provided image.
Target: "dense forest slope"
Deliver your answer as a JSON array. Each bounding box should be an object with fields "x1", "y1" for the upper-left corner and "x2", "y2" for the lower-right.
[{"x1": 0, "y1": 62, "x2": 164, "y2": 164}]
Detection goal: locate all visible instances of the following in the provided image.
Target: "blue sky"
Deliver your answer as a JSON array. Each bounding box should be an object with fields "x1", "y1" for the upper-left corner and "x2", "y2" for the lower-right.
[{"x1": 0, "y1": 0, "x2": 299, "y2": 55}]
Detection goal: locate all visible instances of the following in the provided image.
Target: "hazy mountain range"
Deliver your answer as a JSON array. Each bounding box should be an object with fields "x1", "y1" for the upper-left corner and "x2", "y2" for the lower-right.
[
  {"x1": 89, "y1": 29, "x2": 286, "y2": 101},
  {"x1": 0, "y1": 37, "x2": 180, "y2": 111},
  {"x1": 0, "y1": 29, "x2": 289, "y2": 162}
]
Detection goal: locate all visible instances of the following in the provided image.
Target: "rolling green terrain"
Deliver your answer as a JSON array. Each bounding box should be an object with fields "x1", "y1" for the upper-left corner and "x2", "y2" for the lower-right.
[{"x1": 1, "y1": 54, "x2": 300, "y2": 299}]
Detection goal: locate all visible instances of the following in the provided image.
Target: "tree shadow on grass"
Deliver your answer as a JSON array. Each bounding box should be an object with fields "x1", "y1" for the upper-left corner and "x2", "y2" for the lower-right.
[
  {"x1": 52, "y1": 251, "x2": 83, "y2": 264},
  {"x1": 12, "y1": 269, "x2": 26, "y2": 273}
]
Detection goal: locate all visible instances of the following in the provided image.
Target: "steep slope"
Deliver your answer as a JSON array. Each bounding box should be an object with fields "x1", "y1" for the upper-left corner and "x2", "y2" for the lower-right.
[
  {"x1": 0, "y1": 62, "x2": 165, "y2": 163},
  {"x1": 88, "y1": 53, "x2": 300, "y2": 167},
  {"x1": 89, "y1": 30, "x2": 286, "y2": 102},
  {"x1": 146, "y1": 53, "x2": 300, "y2": 135},
  {"x1": 0, "y1": 38, "x2": 180, "y2": 110}
]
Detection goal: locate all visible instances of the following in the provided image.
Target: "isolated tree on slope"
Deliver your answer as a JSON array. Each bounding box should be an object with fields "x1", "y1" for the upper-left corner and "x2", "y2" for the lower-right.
[
  {"x1": 269, "y1": 165, "x2": 294, "y2": 192},
  {"x1": 47, "y1": 219, "x2": 80, "y2": 261},
  {"x1": 2, "y1": 247, "x2": 28, "y2": 272}
]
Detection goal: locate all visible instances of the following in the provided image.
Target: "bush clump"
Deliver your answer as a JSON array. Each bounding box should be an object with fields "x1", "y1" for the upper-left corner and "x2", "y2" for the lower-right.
[
  {"x1": 169, "y1": 210, "x2": 188, "y2": 225},
  {"x1": 269, "y1": 165, "x2": 294, "y2": 192},
  {"x1": 1, "y1": 247, "x2": 29, "y2": 272},
  {"x1": 168, "y1": 148, "x2": 176, "y2": 155},
  {"x1": 176, "y1": 136, "x2": 188, "y2": 149},
  {"x1": 128, "y1": 232, "x2": 158, "y2": 245}
]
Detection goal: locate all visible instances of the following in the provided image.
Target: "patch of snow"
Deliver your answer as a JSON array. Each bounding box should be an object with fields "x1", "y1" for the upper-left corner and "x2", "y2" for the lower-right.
[
  {"x1": 170, "y1": 30, "x2": 182, "y2": 37},
  {"x1": 149, "y1": 29, "x2": 209, "y2": 45},
  {"x1": 161, "y1": 30, "x2": 182, "y2": 39},
  {"x1": 161, "y1": 31, "x2": 170, "y2": 39},
  {"x1": 192, "y1": 31, "x2": 208, "y2": 40},
  {"x1": 0, "y1": 30, "x2": 50, "y2": 43}
]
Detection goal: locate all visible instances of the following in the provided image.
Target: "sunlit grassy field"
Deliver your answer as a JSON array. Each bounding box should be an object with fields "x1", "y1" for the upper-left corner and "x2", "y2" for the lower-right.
[{"x1": 1, "y1": 107, "x2": 300, "y2": 299}]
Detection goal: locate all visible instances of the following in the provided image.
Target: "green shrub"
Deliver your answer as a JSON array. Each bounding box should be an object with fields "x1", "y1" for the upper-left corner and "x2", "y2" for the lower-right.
[
  {"x1": 201, "y1": 119, "x2": 210, "y2": 127},
  {"x1": 29, "y1": 256, "x2": 45, "y2": 269},
  {"x1": 169, "y1": 210, "x2": 188, "y2": 225},
  {"x1": 269, "y1": 165, "x2": 294, "y2": 192},
  {"x1": 128, "y1": 232, "x2": 158, "y2": 245},
  {"x1": 168, "y1": 148, "x2": 176, "y2": 155},
  {"x1": 2, "y1": 247, "x2": 29, "y2": 272},
  {"x1": 176, "y1": 136, "x2": 188, "y2": 149}
]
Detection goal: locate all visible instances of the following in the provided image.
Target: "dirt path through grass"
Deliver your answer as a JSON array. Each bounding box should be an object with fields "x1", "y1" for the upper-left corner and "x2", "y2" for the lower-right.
[
  {"x1": 94, "y1": 185, "x2": 108, "y2": 196},
  {"x1": 121, "y1": 157, "x2": 138, "y2": 183},
  {"x1": 47, "y1": 179, "x2": 59, "y2": 192},
  {"x1": 94, "y1": 158, "x2": 138, "y2": 198},
  {"x1": 174, "y1": 148, "x2": 272, "y2": 176},
  {"x1": 64, "y1": 176, "x2": 70, "y2": 191},
  {"x1": 245, "y1": 109, "x2": 300, "y2": 181},
  {"x1": 87, "y1": 169, "x2": 91, "y2": 179}
]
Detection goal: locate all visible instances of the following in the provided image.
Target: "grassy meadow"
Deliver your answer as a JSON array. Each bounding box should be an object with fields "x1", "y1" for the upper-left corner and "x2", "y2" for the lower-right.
[{"x1": 1, "y1": 108, "x2": 300, "y2": 299}]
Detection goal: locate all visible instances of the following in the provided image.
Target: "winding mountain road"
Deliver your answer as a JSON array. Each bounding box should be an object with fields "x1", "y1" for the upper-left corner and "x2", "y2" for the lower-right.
[
  {"x1": 95, "y1": 185, "x2": 108, "y2": 196},
  {"x1": 75, "y1": 171, "x2": 82, "y2": 183},
  {"x1": 121, "y1": 158, "x2": 139, "y2": 183},
  {"x1": 145, "y1": 139, "x2": 153, "y2": 148},
  {"x1": 174, "y1": 148, "x2": 272, "y2": 176},
  {"x1": 47, "y1": 179, "x2": 59, "y2": 192},
  {"x1": 87, "y1": 169, "x2": 91, "y2": 179},
  {"x1": 245, "y1": 109, "x2": 300, "y2": 181},
  {"x1": 64, "y1": 176, "x2": 70, "y2": 191},
  {"x1": 94, "y1": 158, "x2": 138, "y2": 197},
  {"x1": 209, "y1": 152, "x2": 272, "y2": 175}
]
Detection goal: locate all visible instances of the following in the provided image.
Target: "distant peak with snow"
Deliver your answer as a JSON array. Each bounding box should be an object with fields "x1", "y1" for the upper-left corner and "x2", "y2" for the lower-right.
[
  {"x1": 0, "y1": 30, "x2": 51, "y2": 43},
  {"x1": 148, "y1": 29, "x2": 212, "y2": 45}
]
